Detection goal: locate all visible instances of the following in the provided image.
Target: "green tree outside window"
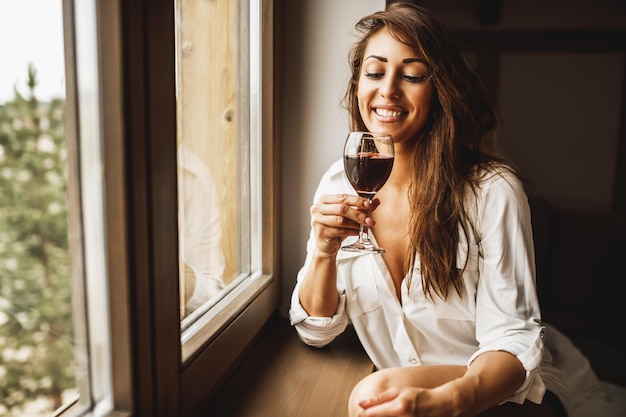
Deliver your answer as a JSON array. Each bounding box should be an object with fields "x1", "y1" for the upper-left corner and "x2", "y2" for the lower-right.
[{"x1": 0, "y1": 64, "x2": 75, "y2": 416}]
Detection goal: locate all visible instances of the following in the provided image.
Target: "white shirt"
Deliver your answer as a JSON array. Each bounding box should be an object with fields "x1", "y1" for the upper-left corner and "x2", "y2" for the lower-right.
[{"x1": 289, "y1": 158, "x2": 566, "y2": 406}]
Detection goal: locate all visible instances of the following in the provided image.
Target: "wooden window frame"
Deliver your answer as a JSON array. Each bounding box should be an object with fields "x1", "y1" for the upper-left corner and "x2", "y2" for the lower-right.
[{"x1": 60, "y1": 0, "x2": 278, "y2": 415}]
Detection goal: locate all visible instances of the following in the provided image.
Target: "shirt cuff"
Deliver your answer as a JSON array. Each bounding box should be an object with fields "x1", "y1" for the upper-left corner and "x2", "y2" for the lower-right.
[
  {"x1": 289, "y1": 286, "x2": 349, "y2": 348},
  {"x1": 468, "y1": 326, "x2": 546, "y2": 404}
]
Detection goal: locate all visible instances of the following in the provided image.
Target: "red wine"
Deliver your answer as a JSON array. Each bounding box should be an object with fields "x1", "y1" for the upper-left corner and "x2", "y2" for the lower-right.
[{"x1": 344, "y1": 152, "x2": 394, "y2": 199}]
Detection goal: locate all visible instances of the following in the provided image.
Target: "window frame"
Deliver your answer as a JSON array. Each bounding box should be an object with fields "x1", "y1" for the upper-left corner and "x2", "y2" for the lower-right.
[
  {"x1": 60, "y1": 0, "x2": 278, "y2": 415},
  {"x1": 62, "y1": 0, "x2": 133, "y2": 414}
]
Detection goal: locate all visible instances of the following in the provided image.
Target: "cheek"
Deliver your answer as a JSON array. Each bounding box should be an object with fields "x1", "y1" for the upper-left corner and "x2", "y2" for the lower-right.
[
  {"x1": 358, "y1": 99, "x2": 368, "y2": 114},
  {"x1": 356, "y1": 79, "x2": 375, "y2": 107},
  {"x1": 415, "y1": 88, "x2": 433, "y2": 118},
  {"x1": 356, "y1": 95, "x2": 370, "y2": 117}
]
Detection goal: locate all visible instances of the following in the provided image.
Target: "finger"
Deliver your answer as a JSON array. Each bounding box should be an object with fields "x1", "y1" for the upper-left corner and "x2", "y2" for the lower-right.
[
  {"x1": 330, "y1": 203, "x2": 374, "y2": 228},
  {"x1": 358, "y1": 387, "x2": 401, "y2": 408},
  {"x1": 309, "y1": 209, "x2": 359, "y2": 256},
  {"x1": 317, "y1": 193, "x2": 372, "y2": 210},
  {"x1": 311, "y1": 204, "x2": 360, "y2": 231},
  {"x1": 313, "y1": 201, "x2": 374, "y2": 228}
]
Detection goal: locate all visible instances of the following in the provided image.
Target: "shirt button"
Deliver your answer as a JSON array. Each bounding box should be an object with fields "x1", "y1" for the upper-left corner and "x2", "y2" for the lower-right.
[{"x1": 408, "y1": 357, "x2": 417, "y2": 365}]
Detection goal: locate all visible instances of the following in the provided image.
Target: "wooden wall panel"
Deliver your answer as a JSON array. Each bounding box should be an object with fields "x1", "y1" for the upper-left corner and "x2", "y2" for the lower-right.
[{"x1": 177, "y1": 0, "x2": 239, "y2": 299}]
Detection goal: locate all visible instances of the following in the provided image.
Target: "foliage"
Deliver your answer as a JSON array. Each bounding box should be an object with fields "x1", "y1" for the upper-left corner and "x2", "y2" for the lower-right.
[{"x1": 0, "y1": 64, "x2": 74, "y2": 415}]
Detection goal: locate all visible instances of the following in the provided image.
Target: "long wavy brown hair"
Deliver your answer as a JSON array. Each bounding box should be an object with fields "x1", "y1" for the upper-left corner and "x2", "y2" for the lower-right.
[{"x1": 344, "y1": 2, "x2": 516, "y2": 301}]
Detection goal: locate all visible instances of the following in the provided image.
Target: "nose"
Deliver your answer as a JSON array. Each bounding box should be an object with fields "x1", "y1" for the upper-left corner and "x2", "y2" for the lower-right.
[{"x1": 379, "y1": 74, "x2": 401, "y2": 99}]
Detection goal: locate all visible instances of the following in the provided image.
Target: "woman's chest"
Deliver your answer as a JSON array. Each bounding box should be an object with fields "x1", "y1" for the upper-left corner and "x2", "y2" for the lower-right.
[
  {"x1": 370, "y1": 196, "x2": 410, "y2": 291},
  {"x1": 341, "y1": 256, "x2": 480, "y2": 330}
]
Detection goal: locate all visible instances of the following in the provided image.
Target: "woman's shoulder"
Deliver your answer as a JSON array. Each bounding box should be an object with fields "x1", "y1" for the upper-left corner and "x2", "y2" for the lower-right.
[
  {"x1": 318, "y1": 158, "x2": 347, "y2": 187},
  {"x1": 322, "y1": 158, "x2": 345, "y2": 178},
  {"x1": 470, "y1": 163, "x2": 532, "y2": 218},
  {"x1": 475, "y1": 163, "x2": 524, "y2": 192},
  {"x1": 468, "y1": 163, "x2": 529, "y2": 211}
]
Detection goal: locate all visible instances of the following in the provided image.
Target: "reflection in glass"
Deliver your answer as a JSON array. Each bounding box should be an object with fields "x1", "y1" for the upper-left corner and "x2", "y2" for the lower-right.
[
  {"x1": 176, "y1": 0, "x2": 247, "y2": 323},
  {"x1": 178, "y1": 142, "x2": 225, "y2": 317}
]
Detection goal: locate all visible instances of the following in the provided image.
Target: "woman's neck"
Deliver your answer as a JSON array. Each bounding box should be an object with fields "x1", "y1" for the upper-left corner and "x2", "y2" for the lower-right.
[{"x1": 386, "y1": 141, "x2": 417, "y2": 189}]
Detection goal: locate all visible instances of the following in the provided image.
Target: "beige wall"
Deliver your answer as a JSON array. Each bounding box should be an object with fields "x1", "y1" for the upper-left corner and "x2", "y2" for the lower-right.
[{"x1": 279, "y1": 0, "x2": 384, "y2": 314}]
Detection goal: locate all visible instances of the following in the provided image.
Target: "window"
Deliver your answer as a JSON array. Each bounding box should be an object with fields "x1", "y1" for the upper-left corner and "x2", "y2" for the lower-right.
[
  {"x1": 0, "y1": 2, "x2": 75, "y2": 416},
  {"x1": 174, "y1": 0, "x2": 279, "y2": 377},
  {"x1": 34, "y1": 0, "x2": 276, "y2": 415},
  {"x1": 176, "y1": 0, "x2": 252, "y2": 327}
]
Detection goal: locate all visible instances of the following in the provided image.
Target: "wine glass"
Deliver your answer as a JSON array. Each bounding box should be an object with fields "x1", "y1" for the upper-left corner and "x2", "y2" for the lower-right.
[{"x1": 341, "y1": 131, "x2": 394, "y2": 253}]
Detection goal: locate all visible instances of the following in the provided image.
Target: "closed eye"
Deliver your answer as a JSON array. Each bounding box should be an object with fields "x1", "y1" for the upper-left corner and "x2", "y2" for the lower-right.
[
  {"x1": 405, "y1": 75, "x2": 427, "y2": 83},
  {"x1": 364, "y1": 72, "x2": 428, "y2": 83},
  {"x1": 364, "y1": 71, "x2": 384, "y2": 80}
]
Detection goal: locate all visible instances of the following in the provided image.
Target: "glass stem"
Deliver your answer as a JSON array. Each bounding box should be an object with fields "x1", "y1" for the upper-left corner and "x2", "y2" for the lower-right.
[
  {"x1": 359, "y1": 224, "x2": 371, "y2": 243},
  {"x1": 359, "y1": 197, "x2": 373, "y2": 244}
]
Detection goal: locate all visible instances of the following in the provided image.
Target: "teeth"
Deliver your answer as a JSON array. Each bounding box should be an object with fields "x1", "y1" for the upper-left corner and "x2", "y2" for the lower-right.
[{"x1": 376, "y1": 108, "x2": 403, "y2": 117}]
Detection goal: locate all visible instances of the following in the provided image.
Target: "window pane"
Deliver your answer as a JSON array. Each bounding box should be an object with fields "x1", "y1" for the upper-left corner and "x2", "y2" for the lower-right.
[
  {"x1": 0, "y1": 1, "x2": 77, "y2": 415},
  {"x1": 176, "y1": 0, "x2": 250, "y2": 325}
]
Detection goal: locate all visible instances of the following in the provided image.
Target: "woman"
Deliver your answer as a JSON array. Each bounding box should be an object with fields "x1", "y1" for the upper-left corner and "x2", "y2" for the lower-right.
[{"x1": 289, "y1": 3, "x2": 568, "y2": 417}]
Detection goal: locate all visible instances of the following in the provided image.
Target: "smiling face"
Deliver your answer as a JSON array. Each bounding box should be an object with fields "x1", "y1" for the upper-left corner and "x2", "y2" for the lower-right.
[{"x1": 357, "y1": 28, "x2": 433, "y2": 148}]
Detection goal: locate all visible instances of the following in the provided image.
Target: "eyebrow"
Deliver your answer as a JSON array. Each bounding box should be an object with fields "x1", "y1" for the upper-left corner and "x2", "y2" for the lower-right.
[{"x1": 364, "y1": 55, "x2": 426, "y2": 64}]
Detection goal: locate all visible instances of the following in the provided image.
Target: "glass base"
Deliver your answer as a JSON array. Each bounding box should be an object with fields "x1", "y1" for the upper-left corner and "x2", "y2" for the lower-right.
[{"x1": 341, "y1": 241, "x2": 385, "y2": 253}]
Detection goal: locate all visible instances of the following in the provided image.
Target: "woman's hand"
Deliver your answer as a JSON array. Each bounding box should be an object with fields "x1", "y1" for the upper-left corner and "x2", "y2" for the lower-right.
[
  {"x1": 310, "y1": 194, "x2": 379, "y2": 257},
  {"x1": 356, "y1": 386, "x2": 459, "y2": 417}
]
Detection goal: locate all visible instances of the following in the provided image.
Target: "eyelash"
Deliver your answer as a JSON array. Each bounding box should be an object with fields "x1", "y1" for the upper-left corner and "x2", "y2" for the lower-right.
[{"x1": 363, "y1": 72, "x2": 426, "y2": 83}]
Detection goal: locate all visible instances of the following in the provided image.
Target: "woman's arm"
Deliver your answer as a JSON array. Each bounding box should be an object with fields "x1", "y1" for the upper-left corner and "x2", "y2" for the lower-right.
[
  {"x1": 298, "y1": 249, "x2": 341, "y2": 316},
  {"x1": 444, "y1": 350, "x2": 526, "y2": 416},
  {"x1": 353, "y1": 352, "x2": 525, "y2": 417},
  {"x1": 297, "y1": 193, "x2": 376, "y2": 316}
]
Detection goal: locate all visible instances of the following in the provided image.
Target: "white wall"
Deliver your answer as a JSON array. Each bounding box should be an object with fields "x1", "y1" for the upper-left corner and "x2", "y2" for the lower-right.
[{"x1": 279, "y1": 0, "x2": 384, "y2": 314}]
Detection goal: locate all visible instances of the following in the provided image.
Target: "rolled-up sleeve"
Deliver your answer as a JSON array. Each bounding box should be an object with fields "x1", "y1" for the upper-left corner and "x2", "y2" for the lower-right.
[
  {"x1": 468, "y1": 326, "x2": 546, "y2": 404},
  {"x1": 289, "y1": 280, "x2": 350, "y2": 347},
  {"x1": 470, "y1": 172, "x2": 546, "y2": 404}
]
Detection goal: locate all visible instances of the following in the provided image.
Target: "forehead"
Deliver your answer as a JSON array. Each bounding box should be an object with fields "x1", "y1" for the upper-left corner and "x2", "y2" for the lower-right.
[{"x1": 363, "y1": 27, "x2": 420, "y2": 61}]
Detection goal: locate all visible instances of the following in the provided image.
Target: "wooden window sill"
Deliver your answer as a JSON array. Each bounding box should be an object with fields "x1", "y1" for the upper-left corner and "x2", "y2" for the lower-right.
[{"x1": 205, "y1": 313, "x2": 374, "y2": 417}]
